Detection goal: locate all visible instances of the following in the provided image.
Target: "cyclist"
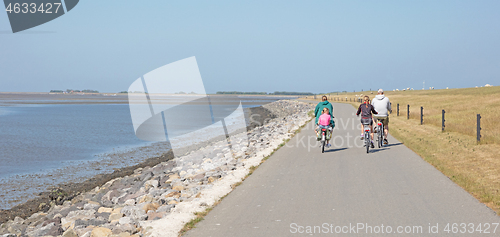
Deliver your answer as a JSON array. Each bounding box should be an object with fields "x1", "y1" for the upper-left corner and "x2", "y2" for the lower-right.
[
  {"x1": 314, "y1": 95, "x2": 334, "y2": 147},
  {"x1": 356, "y1": 95, "x2": 377, "y2": 148},
  {"x1": 316, "y1": 107, "x2": 332, "y2": 147},
  {"x1": 371, "y1": 89, "x2": 392, "y2": 144}
]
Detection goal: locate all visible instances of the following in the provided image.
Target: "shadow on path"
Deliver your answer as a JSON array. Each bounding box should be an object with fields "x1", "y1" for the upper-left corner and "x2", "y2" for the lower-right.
[
  {"x1": 384, "y1": 142, "x2": 403, "y2": 147},
  {"x1": 324, "y1": 147, "x2": 348, "y2": 153},
  {"x1": 369, "y1": 148, "x2": 389, "y2": 153}
]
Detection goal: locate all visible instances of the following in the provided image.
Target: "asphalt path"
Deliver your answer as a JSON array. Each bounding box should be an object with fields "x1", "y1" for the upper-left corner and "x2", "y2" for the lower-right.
[{"x1": 184, "y1": 102, "x2": 500, "y2": 237}]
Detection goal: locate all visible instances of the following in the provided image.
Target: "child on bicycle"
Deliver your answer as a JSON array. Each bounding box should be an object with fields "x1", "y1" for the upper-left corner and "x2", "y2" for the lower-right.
[
  {"x1": 316, "y1": 107, "x2": 332, "y2": 147},
  {"x1": 356, "y1": 95, "x2": 378, "y2": 148}
]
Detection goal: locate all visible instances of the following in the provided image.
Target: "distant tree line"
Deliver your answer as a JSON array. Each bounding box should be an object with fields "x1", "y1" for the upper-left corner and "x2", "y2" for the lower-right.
[
  {"x1": 216, "y1": 91, "x2": 313, "y2": 95},
  {"x1": 50, "y1": 89, "x2": 99, "y2": 93},
  {"x1": 216, "y1": 91, "x2": 267, "y2": 95},
  {"x1": 271, "y1": 91, "x2": 314, "y2": 95}
]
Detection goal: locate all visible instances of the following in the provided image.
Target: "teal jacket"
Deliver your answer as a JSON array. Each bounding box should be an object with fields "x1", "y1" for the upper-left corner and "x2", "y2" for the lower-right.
[{"x1": 314, "y1": 101, "x2": 334, "y2": 125}]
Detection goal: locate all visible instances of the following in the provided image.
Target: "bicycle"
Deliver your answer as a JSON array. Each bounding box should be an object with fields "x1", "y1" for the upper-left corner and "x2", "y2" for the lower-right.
[
  {"x1": 363, "y1": 122, "x2": 372, "y2": 153},
  {"x1": 320, "y1": 127, "x2": 328, "y2": 153},
  {"x1": 373, "y1": 115, "x2": 387, "y2": 148},
  {"x1": 317, "y1": 119, "x2": 334, "y2": 153}
]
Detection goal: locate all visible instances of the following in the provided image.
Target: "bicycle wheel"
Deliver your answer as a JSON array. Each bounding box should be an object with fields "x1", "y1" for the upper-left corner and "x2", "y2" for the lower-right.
[
  {"x1": 365, "y1": 132, "x2": 370, "y2": 153},
  {"x1": 321, "y1": 133, "x2": 325, "y2": 153},
  {"x1": 378, "y1": 125, "x2": 382, "y2": 148}
]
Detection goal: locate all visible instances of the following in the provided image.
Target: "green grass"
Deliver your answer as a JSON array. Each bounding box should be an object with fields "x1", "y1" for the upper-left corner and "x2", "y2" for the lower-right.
[{"x1": 178, "y1": 208, "x2": 213, "y2": 236}]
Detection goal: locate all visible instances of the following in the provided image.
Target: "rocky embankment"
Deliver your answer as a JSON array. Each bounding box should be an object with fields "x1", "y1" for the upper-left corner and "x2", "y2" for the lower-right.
[{"x1": 0, "y1": 100, "x2": 314, "y2": 237}]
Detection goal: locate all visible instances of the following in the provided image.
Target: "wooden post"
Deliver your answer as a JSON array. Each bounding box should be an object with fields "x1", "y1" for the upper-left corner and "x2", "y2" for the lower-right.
[
  {"x1": 420, "y1": 106, "x2": 423, "y2": 125},
  {"x1": 477, "y1": 114, "x2": 481, "y2": 142},
  {"x1": 442, "y1": 110, "x2": 445, "y2": 131},
  {"x1": 407, "y1": 105, "x2": 410, "y2": 120}
]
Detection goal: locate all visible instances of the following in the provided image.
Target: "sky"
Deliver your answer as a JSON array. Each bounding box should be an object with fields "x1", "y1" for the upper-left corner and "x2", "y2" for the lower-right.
[{"x1": 1, "y1": 0, "x2": 499, "y2": 93}]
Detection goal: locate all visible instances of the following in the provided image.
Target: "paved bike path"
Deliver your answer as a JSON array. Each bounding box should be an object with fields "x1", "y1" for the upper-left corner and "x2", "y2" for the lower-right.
[{"x1": 184, "y1": 102, "x2": 500, "y2": 236}]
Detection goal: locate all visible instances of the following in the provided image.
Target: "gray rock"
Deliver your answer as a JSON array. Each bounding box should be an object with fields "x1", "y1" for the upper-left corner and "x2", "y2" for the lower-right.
[
  {"x1": 141, "y1": 172, "x2": 154, "y2": 181},
  {"x1": 120, "y1": 206, "x2": 146, "y2": 220},
  {"x1": 26, "y1": 222, "x2": 63, "y2": 237},
  {"x1": 74, "y1": 219, "x2": 107, "y2": 227},
  {"x1": 81, "y1": 231, "x2": 92, "y2": 237},
  {"x1": 156, "y1": 205, "x2": 174, "y2": 213},
  {"x1": 101, "y1": 190, "x2": 121, "y2": 206},
  {"x1": 124, "y1": 199, "x2": 135, "y2": 206},
  {"x1": 2, "y1": 234, "x2": 17, "y2": 237},
  {"x1": 62, "y1": 228, "x2": 78, "y2": 237},
  {"x1": 118, "y1": 217, "x2": 132, "y2": 225},
  {"x1": 111, "y1": 223, "x2": 136, "y2": 234},
  {"x1": 149, "y1": 188, "x2": 167, "y2": 197},
  {"x1": 144, "y1": 180, "x2": 159, "y2": 189},
  {"x1": 57, "y1": 206, "x2": 73, "y2": 217},
  {"x1": 138, "y1": 214, "x2": 148, "y2": 221},
  {"x1": 41, "y1": 216, "x2": 61, "y2": 226},
  {"x1": 95, "y1": 211, "x2": 111, "y2": 220},
  {"x1": 83, "y1": 203, "x2": 100, "y2": 211}
]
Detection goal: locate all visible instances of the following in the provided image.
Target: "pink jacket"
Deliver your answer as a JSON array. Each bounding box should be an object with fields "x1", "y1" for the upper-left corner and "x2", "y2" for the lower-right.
[{"x1": 318, "y1": 113, "x2": 331, "y2": 126}]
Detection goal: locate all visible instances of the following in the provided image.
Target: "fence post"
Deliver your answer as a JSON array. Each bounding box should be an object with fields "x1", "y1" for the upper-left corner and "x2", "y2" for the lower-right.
[
  {"x1": 477, "y1": 114, "x2": 481, "y2": 142},
  {"x1": 397, "y1": 104, "x2": 399, "y2": 116},
  {"x1": 442, "y1": 110, "x2": 445, "y2": 131},
  {"x1": 420, "y1": 106, "x2": 423, "y2": 125},
  {"x1": 407, "y1": 105, "x2": 410, "y2": 120}
]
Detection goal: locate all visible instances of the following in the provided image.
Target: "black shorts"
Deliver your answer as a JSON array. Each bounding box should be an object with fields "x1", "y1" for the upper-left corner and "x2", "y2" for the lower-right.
[{"x1": 361, "y1": 118, "x2": 372, "y2": 126}]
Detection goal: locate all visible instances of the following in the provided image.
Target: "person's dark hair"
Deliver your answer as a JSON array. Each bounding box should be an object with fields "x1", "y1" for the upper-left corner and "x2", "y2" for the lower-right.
[{"x1": 322, "y1": 95, "x2": 327, "y2": 101}]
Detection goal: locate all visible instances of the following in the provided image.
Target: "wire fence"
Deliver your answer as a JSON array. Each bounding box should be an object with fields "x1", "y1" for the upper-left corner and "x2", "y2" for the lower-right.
[{"x1": 396, "y1": 104, "x2": 483, "y2": 142}]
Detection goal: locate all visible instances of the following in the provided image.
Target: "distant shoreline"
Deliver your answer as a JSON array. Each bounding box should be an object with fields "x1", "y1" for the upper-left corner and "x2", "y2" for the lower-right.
[
  {"x1": 0, "y1": 93, "x2": 301, "y2": 105},
  {"x1": 0, "y1": 92, "x2": 304, "y2": 97}
]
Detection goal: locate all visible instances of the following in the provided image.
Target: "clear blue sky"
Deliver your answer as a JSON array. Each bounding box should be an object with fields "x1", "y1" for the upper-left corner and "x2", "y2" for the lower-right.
[{"x1": 1, "y1": 0, "x2": 499, "y2": 93}]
